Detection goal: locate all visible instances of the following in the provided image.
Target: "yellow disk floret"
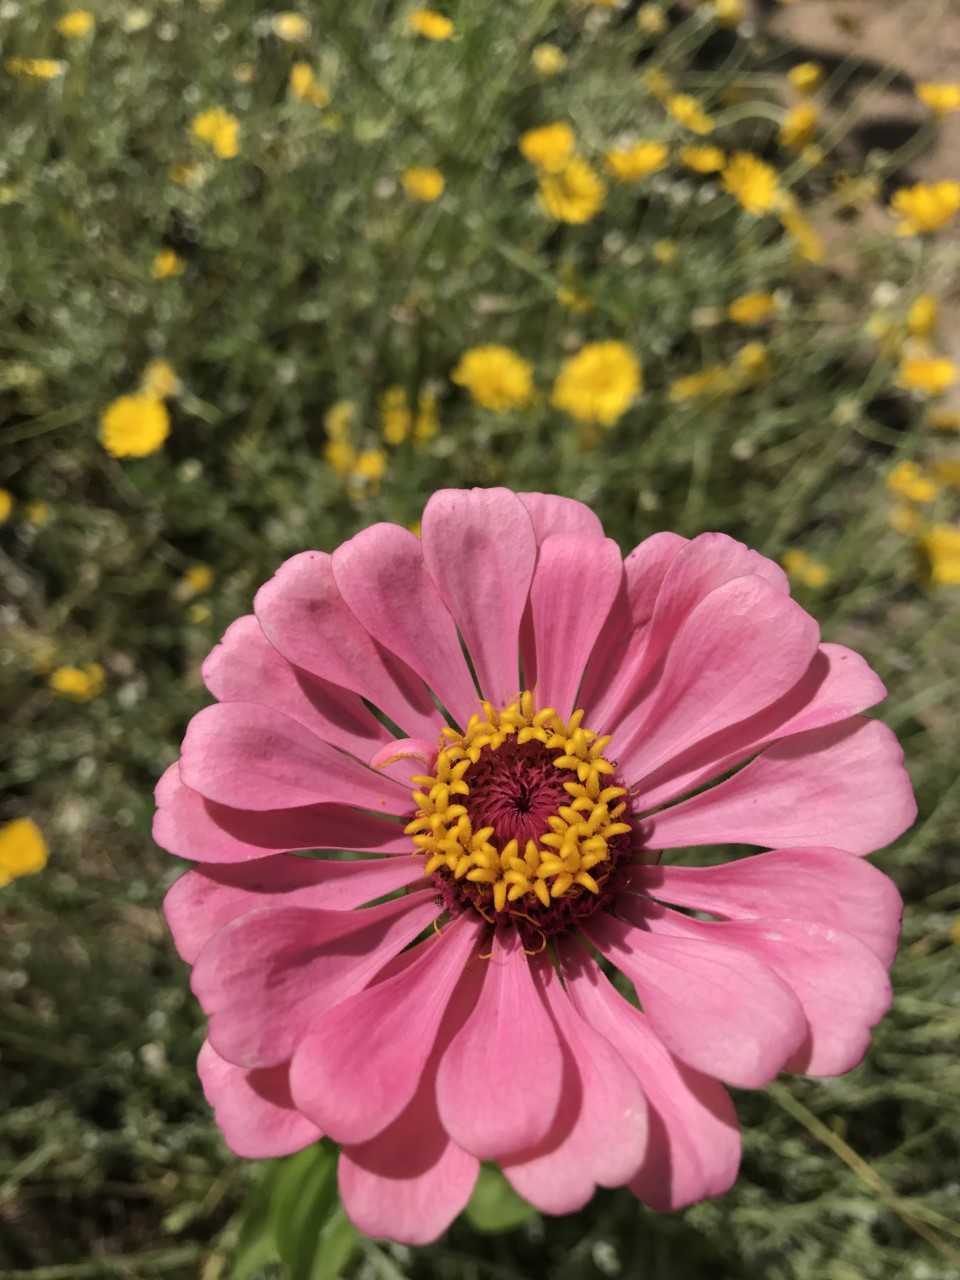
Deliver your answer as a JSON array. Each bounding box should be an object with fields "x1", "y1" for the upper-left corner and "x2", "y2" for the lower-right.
[{"x1": 405, "y1": 693, "x2": 631, "y2": 915}]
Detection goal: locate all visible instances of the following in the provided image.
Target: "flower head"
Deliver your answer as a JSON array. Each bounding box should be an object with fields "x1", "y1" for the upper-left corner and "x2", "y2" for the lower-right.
[
  {"x1": 552, "y1": 342, "x2": 641, "y2": 426},
  {"x1": 407, "y1": 8, "x2": 455, "y2": 40},
  {"x1": 604, "y1": 140, "x2": 668, "y2": 182},
  {"x1": 531, "y1": 43, "x2": 567, "y2": 75},
  {"x1": 140, "y1": 359, "x2": 180, "y2": 400},
  {"x1": 152, "y1": 248, "x2": 185, "y2": 280},
  {"x1": 50, "y1": 662, "x2": 104, "y2": 701},
  {"x1": 669, "y1": 365, "x2": 732, "y2": 401},
  {"x1": 782, "y1": 548, "x2": 831, "y2": 589},
  {"x1": 6, "y1": 57, "x2": 66, "y2": 79},
  {"x1": 272, "y1": 12, "x2": 310, "y2": 41},
  {"x1": 289, "y1": 62, "x2": 330, "y2": 106},
  {"x1": 401, "y1": 166, "x2": 444, "y2": 202},
  {"x1": 191, "y1": 107, "x2": 240, "y2": 159},
  {"x1": 890, "y1": 182, "x2": 960, "y2": 236},
  {"x1": 886, "y1": 460, "x2": 939, "y2": 503},
  {"x1": 907, "y1": 295, "x2": 937, "y2": 339},
  {"x1": 666, "y1": 94, "x2": 715, "y2": 135},
  {"x1": 158, "y1": 489, "x2": 914, "y2": 1244},
  {"x1": 0, "y1": 819, "x2": 48, "y2": 888},
  {"x1": 99, "y1": 394, "x2": 170, "y2": 457},
  {"x1": 380, "y1": 386, "x2": 413, "y2": 444},
  {"x1": 780, "y1": 102, "x2": 818, "y2": 149},
  {"x1": 788, "y1": 62, "x2": 823, "y2": 95},
  {"x1": 916, "y1": 83, "x2": 960, "y2": 116},
  {"x1": 538, "y1": 158, "x2": 606, "y2": 224},
  {"x1": 723, "y1": 152, "x2": 780, "y2": 215},
  {"x1": 56, "y1": 9, "x2": 94, "y2": 37},
  {"x1": 636, "y1": 4, "x2": 667, "y2": 34},
  {"x1": 780, "y1": 202, "x2": 824, "y2": 262},
  {"x1": 898, "y1": 354, "x2": 957, "y2": 397},
  {"x1": 728, "y1": 292, "x2": 776, "y2": 326},
  {"x1": 920, "y1": 525, "x2": 960, "y2": 584},
  {"x1": 519, "y1": 122, "x2": 576, "y2": 173},
  {"x1": 680, "y1": 144, "x2": 726, "y2": 173},
  {"x1": 451, "y1": 346, "x2": 534, "y2": 412}
]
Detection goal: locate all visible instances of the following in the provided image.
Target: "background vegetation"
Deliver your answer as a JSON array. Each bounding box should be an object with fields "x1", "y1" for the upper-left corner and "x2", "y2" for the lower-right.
[{"x1": 2, "y1": 0, "x2": 959, "y2": 1277}]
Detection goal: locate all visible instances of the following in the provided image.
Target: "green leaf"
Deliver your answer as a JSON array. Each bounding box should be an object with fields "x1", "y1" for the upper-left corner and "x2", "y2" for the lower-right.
[
  {"x1": 270, "y1": 1143, "x2": 346, "y2": 1280},
  {"x1": 464, "y1": 1165, "x2": 537, "y2": 1233}
]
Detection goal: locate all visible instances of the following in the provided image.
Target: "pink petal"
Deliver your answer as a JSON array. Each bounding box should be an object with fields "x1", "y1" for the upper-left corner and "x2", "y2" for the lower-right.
[
  {"x1": 165, "y1": 855, "x2": 427, "y2": 964},
  {"x1": 197, "y1": 1040, "x2": 322, "y2": 1158},
  {"x1": 254, "y1": 551, "x2": 441, "y2": 740},
  {"x1": 202, "y1": 615, "x2": 395, "y2": 760},
  {"x1": 587, "y1": 901, "x2": 807, "y2": 1087},
  {"x1": 501, "y1": 957, "x2": 648, "y2": 1214},
  {"x1": 559, "y1": 946, "x2": 740, "y2": 1211},
  {"x1": 616, "y1": 575, "x2": 820, "y2": 783},
  {"x1": 153, "y1": 765, "x2": 409, "y2": 865},
  {"x1": 369, "y1": 738, "x2": 438, "y2": 788},
  {"x1": 421, "y1": 488, "x2": 536, "y2": 707},
  {"x1": 643, "y1": 906, "x2": 893, "y2": 1078},
  {"x1": 179, "y1": 702, "x2": 410, "y2": 813},
  {"x1": 528, "y1": 534, "x2": 623, "y2": 717},
  {"x1": 191, "y1": 889, "x2": 439, "y2": 1068},
  {"x1": 644, "y1": 717, "x2": 916, "y2": 856},
  {"x1": 333, "y1": 523, "x2": 480, "y2": 726},
  {"x1": 579, "y1": 532, "x2": 688, "y2": 727},
  {"x1": 291, "y1": 914, "x2": 481, "y2": 1144},
  {"x1": 436, "y1": 927, "x2": 565, "y2": 1160},
  {"x1": 518, "y1": 491, "x2": 605, "y2": 543},
  {"x1": 632, "y1": 643, "x2": 887, "y2": 811},
  {"x1": 631, "y1": 846, "x2": 902, "y2": 966}
]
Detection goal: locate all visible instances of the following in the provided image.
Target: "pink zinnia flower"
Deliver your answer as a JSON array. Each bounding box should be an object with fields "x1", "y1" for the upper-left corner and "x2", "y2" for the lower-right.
[{"x1": 156, "y1": 488, "x2": 915, "y2": 1244}]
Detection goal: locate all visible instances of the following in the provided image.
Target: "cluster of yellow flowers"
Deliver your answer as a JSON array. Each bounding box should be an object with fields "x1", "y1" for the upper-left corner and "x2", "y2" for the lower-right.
[
  {"x1": 518, "y1": 123, "x2": 607, "y2": 224},
  {"x1": 669, "y1": 341, "x2": 771, "y2": 402},
  {"x1": 99, "y1": 360, "x2": 178, "y2": 458},
  {"x1": 322, "y1": 389, "x2": 438, "y2": 494},
  {"x1": 191, "y1": 107, "x2": 240, "y2": 160},
  {"x1": 49, "y1": 662, "x2": 105, "y2": 701}
]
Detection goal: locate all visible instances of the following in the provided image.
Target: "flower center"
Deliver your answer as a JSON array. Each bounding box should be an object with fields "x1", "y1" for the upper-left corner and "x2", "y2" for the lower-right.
[{"x1": 405, "y1": 692, "x2": 633, "y2": 937}]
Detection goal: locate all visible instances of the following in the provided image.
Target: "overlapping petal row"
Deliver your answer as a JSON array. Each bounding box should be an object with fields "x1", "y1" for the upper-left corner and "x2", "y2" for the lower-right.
[{"x1": 155, "y1": 488, "x2": 915, "y2": 1244}]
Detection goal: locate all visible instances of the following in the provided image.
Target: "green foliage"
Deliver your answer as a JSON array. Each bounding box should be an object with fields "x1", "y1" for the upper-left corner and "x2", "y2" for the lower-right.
[{"x1": 465, "y1": 1167, "x2": 538, "y2": 1234}]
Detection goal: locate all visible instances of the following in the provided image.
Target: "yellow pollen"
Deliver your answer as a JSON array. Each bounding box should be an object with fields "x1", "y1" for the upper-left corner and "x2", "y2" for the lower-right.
[{"x1": 408, "y1": 693, "x2": 628, "y2": 917}]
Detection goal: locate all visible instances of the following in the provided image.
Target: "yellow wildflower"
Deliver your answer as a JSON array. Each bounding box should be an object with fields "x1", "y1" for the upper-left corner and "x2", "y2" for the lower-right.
[
  {"x1": 272, "y1": 12, "x2": 310, "y2": 41},
  {"x1": 140, "y1": 359, "x2": 179, "y2": 400},
  {"x1": 451, "y1": 346, "x2": 534, "y2": 412},
  {"x1": 49, "y1": 663, "x2": 105, "y2": 702},
  {"x1": 932, "y1": 459, "x2": 960, "y2": 487},
  {"x1": 728, "y1": 292, "x2": 777, "y2": 326},
  {"x1": 188, "y1": 603, "x2": 212, "y2": 624},
  {"x1": 886, "y1": 460, "x2": 939, "y2": 503},
  {"x1": 353, "y1": 448, "x2": 387, "y2": 485},
  {"x1": 531, "y1": 43, "x2": 567, "y2": 76},
  {"x1": 788, "y1": 62, "x2": 823, "y2": 95},
  {"x1": 889, "y1": 503, "x2": 923, "y2": 535},
  {"x1": 6, "y1": 57, "x2": 66, "y2": 79},
  {"x1": 151, "y1": 248, "x2": 185, "y2": 280},
  {"x1": 25, "y1": 501, "x2": 50, "y2": 527},
  {"x1": 907, "y1": 295, "x2": 938, "y2": 339},
  {"x1": 56, "y1": 9, "x2": 94, "y2": 37},
  {"x1": 709, "y1": 0, "x2": 743, "y2": 24},
  {"x1": 929, "y1": 409, "x2": 960, "y2": 432},
  {"x1": 380, "y1": 386, "x2": 413, "y2": 444},
  {"x1": 636, "y1": 4, "x2": 667, "y2": 35},
  {"x1": 0, "y1": 490, "x2": 12, "y2": 523},
  {"x1": 733, "y1": 341, "x2": 771, "y2": 386},
  {"x1": 407, "y1": 8, "x2": 454, "y2": 40},
  {"x1": 782, "y1": 549, "x2": 831, "y2": 589},
  {"x1": 604, "y1": 140, "x2": 668, "y2": 182},
  {"x1": 519, "y1": 122, "x2": 576, "y2": 173},
  {"x1": 890, "y1": 181, "x2": 960, "y2": 236},
  {"x1": 780, "y1": 102, "x2": 819, "y2": 149},
  {"x1": 667, "y1": 95, "x2": 715, "y2": 135},
  {"x1": 898, "y1": 355, "x2": 957, "y2": 397},
  {"x1": 916, "y1": 83, "x2": 960, "y2": 116},
  {"x1": 680, "y1": 144, "x2": 726, "y2": 173},
  {"x1": 920, "y1": 525, "x2": 960, "y2": 585},
  {"x1": 414, "y1": 387, "x2": 440, "y2": 441},
  {"x1": 325, "y1": 400, "x2": 356, "y2": 441},
  {"x1": 552, "y1": 342, "x2": 641, "y2": 427},
  {"x1": 176, "y1": 564, "x2": 215, "y2": 600},
  {"x1": 642, "y1": 68, "x2": 673, "y2": 101},
  {"x1": 99, "y1": 395, "x2": 170, "y2": 458},
  {"x1": 168, "y1": 162, "x2": 205, "y2": 188},
  {"x1": 401, "y1": 166, "x2": 444, "y2": 201},
  {"x1": 538, "y1": 157, "x2": 606, "y2": 224},
  {"x1": 669, "y1": 366, "x2": 732, "y2": 401},
  {"x1": 780, "y1": 205, "x2": 824, "y2": 262},
  {"x1": 723, "y1": 152, "x2": 780, "y2": 214},
  {"x1": 653, "y1": 239, "x2": 678, "y2": 264},
  {"x1": 289, "y1": 62, "x2": 330, "y2": 107},
  {"x1": 325, "y1": 440, "x2": 356, "y2": 474},
  {"x1": 191, "y1": 107, "x2": 240, "y2": 159},
  {"x1": 0, "y1": 819, "x2": 48, "y2": 888}
]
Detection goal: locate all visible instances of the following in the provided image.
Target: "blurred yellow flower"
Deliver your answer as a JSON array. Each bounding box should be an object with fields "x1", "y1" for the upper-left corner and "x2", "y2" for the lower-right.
[
  {"x1": 380, "y1": 385, "x2": 413, "y2": 444},
  {"x1": 552, "y1": 342, "x2": 641, "y2": 426},
  {"x1": 50, "y1": 663, "x2": 105, "y2": 701},
  {"x1": 780, "y1": 102, "x2": 818, "y2": 149},
  {"x1": 99, "y1": 395, "x2": 170, "y2": 457},
  {"x1": 151, "y1": 248, "x2": 185, "y2": 280},
  {"x1": 531, "y1": 43, "x2": 567, "y2": 76},
  {"x1": 889, "y1": 503, "x2": 923, "y2": 535},
  {"x1": 723, "y1": 152, "x2": 780, "y2": 214},
  {"x1": 353, "y1": 449, "x2": 387, "y2": 484},
  {"x1": 272, "y1": 12, "x2": 310, "y2": 41},
  {"x1": 891, "y1": 181, "x2": 960, "y2": 236},
  {"x1": 414, "y1": 387, "x2": 440, "y2": 441},
  {"x1": 728, "y1": 292, "x2": 776, "y2": 326},
  {"x1": 56, "y1": 9, "x2": 94, "y2": 37},
  {"x1": 907, "y1": 295, "x2": 938, "y2": 338},
  {"x1": 538, "y1": 157, "x2": 606, "y2": 223},
  {"x1": 25, "y1": 500, "x2": 50, "y2": 527},
  {"x1": 176, "y1": 564, "x2": 215, "y2": 600},
  {"x1": 932, "y1": 459, "x2": 960, "y2": 487},
  {"x1": 289, "y1": 62, "x2": 330, "y2": 106},
  {"x1": 708, "y1": 0, "x2": 743, "y2": 24},
  {"x1": 140, "y1": 359, "x2": 179, "y2": 399},
  {"x1": 188, "y1": 602, "x2": 212, "y2": 624},
  {"x1": 451, "y1": 346, "x2": 534, "y2": 412},
  {"x1": 604, "y1": 140, "x2": 668, "y2": 182},
  {"x1": 929, "y1": 409, "x2": 960, "y2": 432},
  {"x1": 642, "y1": 68, "x2": 673, "y2": 101},
  {"x1": 733, "y1": 341, "x2": 771, "y2": 386},
  {"x1": 887, "y1": 460, "x2": 939, "y2": 503},
  {"x1": 407, "y1": 8, "x2": 454, "y2": 39},
  {"x1": 788, "y1": 62, "x2": 823, "y2": 95},
  {"x1": 680, "y1": 144, "x2": 726, "y2": 173},
  {"x1": 169, "y1": 162, "x2": 206, "y2": 188},
  {"x1": 920, "y1": 525, "x2": 960, "y2": 584},
  {"x1": 916, "y1": 83, "x2": 960, "y2": 116},
  {"x1": 898, "y1": 355, "x2": 957, "y2": 397},
  {"x1": 780, "y1": 204, "x2": 824, "y2": 263},
  {"x1": 401, "y1": 166, "x2": 444, "y2": 201},
  {"x1": 519, "y1": 122, "x2": 576, "y2": 173},
  {"x1": 782, "y1": 549, "x2": 831, "y2": 589},
  {"x1": 669, "y1": 366, "x2": 732, "y2": 401},
  {"x1": 0, "y1": 490, "x2": 12, "y2": 523},
  {"x1": 191, "y1": 107, "x2": 240, "y2": 159},
  {"x1": 636, "y1": 4, "x2": 667, "y2": 34},
  {"x1": 652, "y1": 239, "x2": 677, "y2": 264},
  {"x1": 0, "y1": 819, "x2": 48, "y2": 888},
  {"x1": 667, "y1": 95, "x2": 715, "y2": 135},
  {"x1": 325, "y1": 400, "x2": 356, "y2": 441},
  {"x1": 6, "y1": 57, "x2": 66, "y2": 79},
  {"x1": 325, "y1": 440, "x2": 356, "y2": 474}
]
